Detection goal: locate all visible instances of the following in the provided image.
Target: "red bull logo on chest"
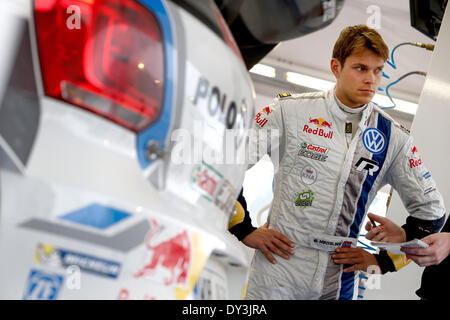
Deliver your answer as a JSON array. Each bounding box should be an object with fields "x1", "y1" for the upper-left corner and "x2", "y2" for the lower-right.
[
  {"x1": 309, "y1": 117, "x2": 332, "y2": 128},
  {"x1": 303, "y1": 117, "x2": 333, "y2": 139}
]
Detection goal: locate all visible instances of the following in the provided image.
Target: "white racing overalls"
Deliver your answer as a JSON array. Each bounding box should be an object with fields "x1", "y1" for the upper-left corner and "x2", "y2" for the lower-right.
[{"x1": 244, "y1": 89, "x2": 446, "y2": 300}]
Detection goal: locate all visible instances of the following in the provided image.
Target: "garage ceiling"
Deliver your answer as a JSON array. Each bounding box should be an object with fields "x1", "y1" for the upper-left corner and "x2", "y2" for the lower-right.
[{"x1": 254, "y1": 0, "x2": 437, "y2": 124}]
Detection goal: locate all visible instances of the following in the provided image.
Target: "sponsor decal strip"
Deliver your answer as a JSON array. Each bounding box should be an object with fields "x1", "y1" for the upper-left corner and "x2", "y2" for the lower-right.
[
  {"x1": 35, "y1": 244, "x2": 121, "y2": 278},
  {"x1": 191, "y1": 161, "x2": 223, "y2": 201},
  {"x1": 23, "y1": 269, "x2": 64, "y2": 300},
  {"x1": 190, "y1": 161, "x2": 236, "y2": 215}
]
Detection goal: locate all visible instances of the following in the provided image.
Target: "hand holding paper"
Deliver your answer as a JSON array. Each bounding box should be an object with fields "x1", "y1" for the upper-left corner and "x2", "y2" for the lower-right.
[
  {"x1": 370, "y1": 239, "x2": 429, "y2": 255},
  {"x1": 401, "y1": 233, "x2": 450, "y2": 266}
]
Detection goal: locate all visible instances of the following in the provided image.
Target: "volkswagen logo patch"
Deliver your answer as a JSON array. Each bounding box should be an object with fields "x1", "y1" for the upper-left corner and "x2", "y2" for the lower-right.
[{"x1": 362, "y1": 128, "x2": 387, "y2": 154}]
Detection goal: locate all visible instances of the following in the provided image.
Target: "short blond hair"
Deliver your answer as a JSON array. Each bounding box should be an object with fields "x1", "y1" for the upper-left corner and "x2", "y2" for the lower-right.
[{"x1": 332, "y1": 25, "x2": 389, "y2": 66}]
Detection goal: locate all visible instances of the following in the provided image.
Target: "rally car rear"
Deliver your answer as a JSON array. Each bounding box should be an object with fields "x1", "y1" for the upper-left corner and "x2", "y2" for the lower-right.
[{"x1": 0, "y1": 0, "x2": 254, "y2": 299}]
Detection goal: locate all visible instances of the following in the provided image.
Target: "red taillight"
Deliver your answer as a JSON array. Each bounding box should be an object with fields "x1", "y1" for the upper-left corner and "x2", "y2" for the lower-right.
[{"x1": 34, "y1": 0, "x2": 164, "y2": 132}]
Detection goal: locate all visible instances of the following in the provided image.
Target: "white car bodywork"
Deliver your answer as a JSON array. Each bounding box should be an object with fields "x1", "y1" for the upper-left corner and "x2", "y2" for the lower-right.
[{"x1": 0, "y1": 0, "x2": 254, "y2": 300}]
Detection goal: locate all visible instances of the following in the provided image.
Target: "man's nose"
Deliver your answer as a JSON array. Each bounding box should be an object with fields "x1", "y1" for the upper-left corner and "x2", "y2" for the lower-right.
[{"x1": 364, "y1": 73, "x2": 375, "y2": 84}]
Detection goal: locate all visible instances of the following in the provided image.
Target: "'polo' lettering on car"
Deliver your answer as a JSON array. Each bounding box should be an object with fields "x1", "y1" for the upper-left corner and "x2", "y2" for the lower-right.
[{"x1": 193, "y1": 75, "x2": 247, "y2": 147}]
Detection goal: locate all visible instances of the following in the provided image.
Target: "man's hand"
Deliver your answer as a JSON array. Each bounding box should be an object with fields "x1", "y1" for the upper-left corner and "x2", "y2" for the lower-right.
[
  {"x1": 401, "y1": 232, "x2": 450, "y2": 266},
  {"x1": 364, "y1": 212, "x2": 406, "y2": 243},
  {"x1": 242, "y1": 223, "x2": 295, "y2": 264},
  {"x1": 331, "y1": 247, "x2": 380, "y2": 273}
]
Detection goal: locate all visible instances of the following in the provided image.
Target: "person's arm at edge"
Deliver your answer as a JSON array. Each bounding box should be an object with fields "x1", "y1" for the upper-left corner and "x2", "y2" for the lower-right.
[{"x1": 228, "y1": 189, "x2": 257, "y2": 241}]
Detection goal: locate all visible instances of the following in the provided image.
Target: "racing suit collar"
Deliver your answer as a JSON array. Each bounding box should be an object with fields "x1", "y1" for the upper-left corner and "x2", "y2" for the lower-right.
[
  {"x1": 326, "y1": 87, "x2": 373, "y2": 132},
  {"x1": 334, "y1": 93, "x2": 365, "y2": 115}
]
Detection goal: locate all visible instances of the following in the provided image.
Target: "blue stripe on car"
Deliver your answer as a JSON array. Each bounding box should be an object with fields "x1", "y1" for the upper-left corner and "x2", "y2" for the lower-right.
[
  {"x1": 339, "y1": 113, "x2": 391, "y2": 300},
  {"x1": 59, "y1": 204, "x2": 131, "y2": 230},
  {"x1": 136, "y1": 0, "x2": 174, "y2": 169}
]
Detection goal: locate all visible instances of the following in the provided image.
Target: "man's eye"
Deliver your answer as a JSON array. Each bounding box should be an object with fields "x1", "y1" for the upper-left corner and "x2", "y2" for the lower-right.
[{"x1": 356, "y1": 67, "x2": 364, "y2": 71}]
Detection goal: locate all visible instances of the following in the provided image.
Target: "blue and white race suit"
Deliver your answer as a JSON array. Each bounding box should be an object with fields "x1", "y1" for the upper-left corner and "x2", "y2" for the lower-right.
[{"x1": 243, "y1": 89, "x2": 446, "y2": 300}]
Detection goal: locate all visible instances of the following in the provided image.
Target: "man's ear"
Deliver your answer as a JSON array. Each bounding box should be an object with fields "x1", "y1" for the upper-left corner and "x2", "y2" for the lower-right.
[{"x1": 330, "y1": 58, "x2": 341, "y2": 79}]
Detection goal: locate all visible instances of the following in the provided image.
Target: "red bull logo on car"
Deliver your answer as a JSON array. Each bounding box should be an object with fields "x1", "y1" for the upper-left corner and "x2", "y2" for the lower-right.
[
  {"x1": 303, "y1": 117, "x2": 333, "y2": 139},
  {"x1": 134, "y1": 219, "x2": 191, "y2": 286}
]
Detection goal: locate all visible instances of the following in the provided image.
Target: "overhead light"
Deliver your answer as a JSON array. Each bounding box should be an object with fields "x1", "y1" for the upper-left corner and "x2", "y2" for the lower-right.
[
  {"x1": 285, "y1": 71, "x2": 335, "y2": 91},
  {"x1": 285, "y1": 71, "x2": 417, "y2": 114},
  {"x1": 372, "y1": 94, "x2": 417, "y2": 115},
  {"x1": 250, "y1": 64, "x2": 276, "y2": 78}
]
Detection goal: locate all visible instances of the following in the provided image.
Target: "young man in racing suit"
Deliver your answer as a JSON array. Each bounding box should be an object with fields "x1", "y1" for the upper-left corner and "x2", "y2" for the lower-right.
[{"x1": 229, "y1": 25, "x2": 446, "y2": 300}]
